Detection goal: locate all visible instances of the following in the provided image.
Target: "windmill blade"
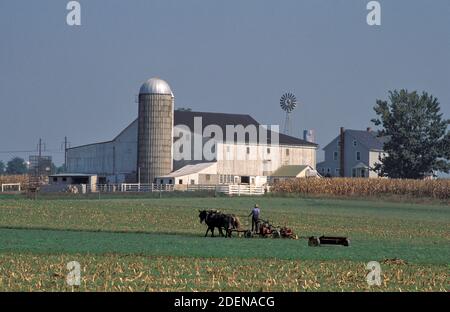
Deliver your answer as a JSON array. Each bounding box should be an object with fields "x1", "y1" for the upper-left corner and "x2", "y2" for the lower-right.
[{"x1": 280, "y1": 92, "x2": 297, "y2": 113}]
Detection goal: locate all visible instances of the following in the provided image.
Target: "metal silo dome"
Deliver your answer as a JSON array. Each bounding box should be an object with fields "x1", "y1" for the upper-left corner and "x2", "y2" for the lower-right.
[
  {"x1": 137, "y1": 77, "x2": 174, "y2": 184},
  {"x1": 139, "y1": 77, "x2": 173, "y2": 97}
]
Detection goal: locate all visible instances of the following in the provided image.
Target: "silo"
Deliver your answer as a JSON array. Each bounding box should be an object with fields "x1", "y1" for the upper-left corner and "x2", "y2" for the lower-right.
[{"x1": 137, "y1": 78, "x2": 174, "y2": 184}]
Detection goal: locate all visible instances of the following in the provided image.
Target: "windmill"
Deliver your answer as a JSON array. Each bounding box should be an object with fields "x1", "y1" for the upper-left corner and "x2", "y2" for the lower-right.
[{"x1": 280, "y1": 92, "x2": 297, "y2": 135}]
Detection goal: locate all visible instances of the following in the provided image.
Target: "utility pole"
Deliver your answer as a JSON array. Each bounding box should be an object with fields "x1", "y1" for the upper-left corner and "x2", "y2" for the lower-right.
[
  {"x1": 64, "y1": 136, "x2": 68, "y2": 172},
  {"x1": 38, "y1": 138, "x2": 42, "y2": 177}
]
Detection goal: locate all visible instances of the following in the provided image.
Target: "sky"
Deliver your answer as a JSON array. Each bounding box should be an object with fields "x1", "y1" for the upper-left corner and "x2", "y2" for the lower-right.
[{"x1": 0, "y1": 0, "x2": 449, "y2": 166}]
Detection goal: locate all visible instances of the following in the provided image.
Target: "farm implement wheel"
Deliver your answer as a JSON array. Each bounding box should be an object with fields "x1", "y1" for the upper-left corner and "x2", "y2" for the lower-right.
[
  {"x1": 308, "y1": 236, "x2": 320, "y2": 247},
  {"x1": 272, "y1": 230, "x2": 281, "y2": 239}
]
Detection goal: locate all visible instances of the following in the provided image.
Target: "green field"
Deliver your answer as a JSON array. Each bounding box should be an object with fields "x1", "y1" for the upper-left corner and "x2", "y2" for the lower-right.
[{"x1": 0, "y1": 195, "x2": 448, "y2": 291}]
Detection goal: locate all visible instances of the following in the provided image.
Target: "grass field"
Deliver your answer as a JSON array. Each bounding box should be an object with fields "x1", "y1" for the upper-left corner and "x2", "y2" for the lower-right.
[{"x1": 0, "y1": 195, "x2": 448, "y2": 291}]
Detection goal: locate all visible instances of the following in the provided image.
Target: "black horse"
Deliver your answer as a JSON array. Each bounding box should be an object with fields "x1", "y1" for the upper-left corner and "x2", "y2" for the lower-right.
[
  {"x1": 198, "y1": 210, "x2": 241, "y2": 238},
  {"x1": 198, "y1": 210, "x2": 224, "y2": 237}
]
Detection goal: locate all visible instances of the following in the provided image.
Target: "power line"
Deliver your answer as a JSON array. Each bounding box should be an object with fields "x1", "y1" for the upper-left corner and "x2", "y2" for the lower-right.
[{"x1": 0, "y1": 150, "x2": 36, "y2": 153}]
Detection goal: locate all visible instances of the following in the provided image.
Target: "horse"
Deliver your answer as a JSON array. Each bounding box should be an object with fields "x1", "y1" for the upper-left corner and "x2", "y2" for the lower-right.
[
  {"x1": 198, "y1": 210, "x2": 225, "y2": 237},
  {"x1": 198, "y1": 210, "x2": 241, "y2": 238}
]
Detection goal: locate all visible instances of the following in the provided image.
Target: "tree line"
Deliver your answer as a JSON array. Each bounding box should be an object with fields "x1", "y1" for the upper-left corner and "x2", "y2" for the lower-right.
[{"x1": 0, "y1": 157, "x2": 64, "y2": 175}]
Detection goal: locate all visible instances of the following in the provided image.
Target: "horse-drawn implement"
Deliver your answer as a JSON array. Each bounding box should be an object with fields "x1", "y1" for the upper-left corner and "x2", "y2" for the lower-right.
[
  {"x1": 237, "y1": 219, "x2": 298, "y2": 239},
  {"x1": 198, "y1": 209, "x2": 349, "y2": 246}
]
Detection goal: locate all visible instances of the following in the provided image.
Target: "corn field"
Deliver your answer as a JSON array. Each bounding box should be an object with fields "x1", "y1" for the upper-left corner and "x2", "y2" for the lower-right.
[
  {"x1": 271, "y1": 178, "x2": 450, "y2": 200},
  {"x1": 0, "y1": 175, "x2": 28, "y2": 189}
]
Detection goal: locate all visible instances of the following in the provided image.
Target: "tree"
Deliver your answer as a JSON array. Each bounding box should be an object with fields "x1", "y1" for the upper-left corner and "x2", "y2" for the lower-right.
[
  {"x1": 371, "y1": 89, "x2": 449, "y2": 179},
  {"x1": 0, "y1": 161, "x2": 5, "y2": 174},
  {"x1": 50, "y1": 163, "x2": 65, "y2": 174},
  {"x1": 6, "y1": 157, "x2": 28, "y2": 175}
]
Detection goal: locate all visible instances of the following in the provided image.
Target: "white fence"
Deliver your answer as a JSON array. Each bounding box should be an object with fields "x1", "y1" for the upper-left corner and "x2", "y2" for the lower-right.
[
  {"x1": 70, "y1": 183, "x2": 266, "y2": 195},
  {"x1": 90, "y1": 183, "x2": 174, "y2": 193},
  {"x1": 1, "y1": 183, "x2": 21, "y2": 192},
  {"x1": 216, "y1": 184, "x2": 266, "y2": 196},
  {"x1": 186, "y1": 184, "x2": 266, "y2": 196}
]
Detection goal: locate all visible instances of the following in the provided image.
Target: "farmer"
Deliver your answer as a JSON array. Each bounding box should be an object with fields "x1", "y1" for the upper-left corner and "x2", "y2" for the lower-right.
[{"x1": 248, "y1": 204, "x2": 261, "y2": 232}]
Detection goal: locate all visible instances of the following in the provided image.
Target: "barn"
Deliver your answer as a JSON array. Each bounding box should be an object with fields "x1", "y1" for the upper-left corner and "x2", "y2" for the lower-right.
[{"x1": 66, "y1": 78, "x2": 318, "y2": 186}]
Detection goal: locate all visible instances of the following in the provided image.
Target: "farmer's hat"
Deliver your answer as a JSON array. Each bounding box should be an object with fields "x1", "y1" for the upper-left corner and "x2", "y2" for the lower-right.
[{"x1": 254, "y1": 204, "x2": 259, "y2": 208}]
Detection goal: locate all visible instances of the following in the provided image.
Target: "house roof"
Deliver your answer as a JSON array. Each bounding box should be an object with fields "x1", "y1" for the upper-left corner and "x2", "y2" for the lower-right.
[
  {"x1": 346, "y1": 130, "x2": 386, "y2": 151},
  {"x1": 271, "y1": 165, "x2": 310, "y2": 177},
  {"x1": 322, "y1": 129, "x2": 387, "y2": 151}
]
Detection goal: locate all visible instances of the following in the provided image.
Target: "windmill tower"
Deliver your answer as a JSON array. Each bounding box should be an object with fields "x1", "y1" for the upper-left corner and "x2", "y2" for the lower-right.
[{"x1": 280, "y1": 92, "x2": 297, "y2": 135}]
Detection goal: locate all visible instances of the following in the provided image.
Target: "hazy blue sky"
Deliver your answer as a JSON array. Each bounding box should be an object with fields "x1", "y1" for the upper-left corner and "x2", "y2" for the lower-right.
[{"x1": 1, "y1": 0, "x2": 449, "y2": 165}]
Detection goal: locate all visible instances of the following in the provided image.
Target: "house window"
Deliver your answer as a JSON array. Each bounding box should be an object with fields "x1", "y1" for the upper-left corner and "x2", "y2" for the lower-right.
[
  {"x1": 168, "y1": 179, "x2": 173, "y2": 184},
  {"x1": 53, "y1": 177, "x2": 57, "y2": 182},
  {"x1": 160, "y1": 179, "x2": 164, "y2": 184},
  {"x1": 267, "y1": 148, "x2": 271, "y2": 154},
  {"x1": 286, "y1": 149, "x2": 290, "y2": 156},
  {"x1": 206, "y1": 174, "x2": 211, "y2": 181},
  {"x1": 335, "y1": 168, "x2": 340, "y2": 176},
  {"x1": 179, "y1": 179, "x2": 183, "y2": 184},
  {"x1": 246, "y1": 147, "x2": 250, "y2": 154},
  {"x1": 352, "y1": 169, "x2": 356, "y2": 177},
  {"x1": 353, "y1": 140, "x2": 357, "y2": 147},
  {"x1": 190, "y1": 179, "x2": 195, "y2": 185},
  {"x1": 333, "y1": 151, "x2": 338, "y2": 161},
  {"x1": 327, "y1": 168, "x2": 331, "y2": 173},
  {"x1": 356, "y1": 151, "x2": 361, "y2": 161},
  {"x1": 321, "y1": 168, "x2": 325, "y2": 173},
  {"x1": 62, "y1": 177, "x2": 67, "y2": 182}
]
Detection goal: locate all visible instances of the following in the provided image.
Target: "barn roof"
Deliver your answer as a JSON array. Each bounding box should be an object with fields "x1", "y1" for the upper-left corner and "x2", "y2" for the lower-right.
[
  {"x1": 174, "y1": 111, "x2": 317, "y2": 147},
  {"x1": 68, "y1": 110, "x2": 317, "y2": 150}
]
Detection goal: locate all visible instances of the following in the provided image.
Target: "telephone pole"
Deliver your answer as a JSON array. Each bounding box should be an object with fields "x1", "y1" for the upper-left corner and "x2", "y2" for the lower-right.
[
  {"x1": 38, "y1": 138, "x2": 42, "y2": 176},
  {"x1": 64, "y1": 136, "x2": 68, "y2": 172}
]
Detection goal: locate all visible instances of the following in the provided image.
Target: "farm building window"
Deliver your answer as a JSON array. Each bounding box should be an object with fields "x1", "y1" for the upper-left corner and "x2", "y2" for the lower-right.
[
  {"x1": 247, "y1": 147, "x2": 250, "y2": 154},
  {"x1": 335, "y1": 168, "x2": 340, "y2": 175},
  {"x1": 333, "y1": 151, "x2": 338, "y2": 160},
  {"x1": 62, "y1": 177, "x2": 67, "y2": 182},
  {"x1": 286, "y1": 149, "x2": 290, "y2": 156},
  {"x1": 267, "y1": 148, "x2": 271, "y2": 154},
  {"x1": 190, "y1": 179, "x2": 195, "y2": 185},
  {"x1": 160, "y1": 179, "x2": 164, "y2": 184},
  {"x1": 327, "y1": 168, "x2": 330, "y2": 173},
  {"x1": 179, "y1": 179, "x2": 183, "y2": 184},
  {"x1": 206, "y1": 174, "x2": 211, "y2": 181},
  {"x1": 356, "y1": 151, "x2": 361, "y2": 161},
  {"x1": 53, "y1": 177, "x2": 57, "y2": 182}
]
